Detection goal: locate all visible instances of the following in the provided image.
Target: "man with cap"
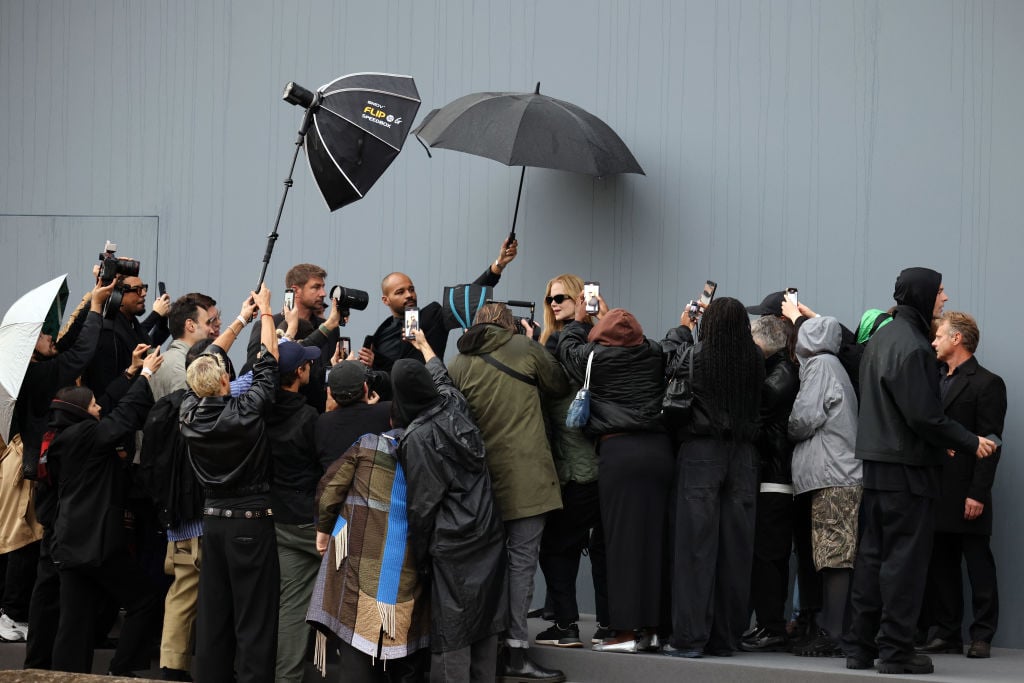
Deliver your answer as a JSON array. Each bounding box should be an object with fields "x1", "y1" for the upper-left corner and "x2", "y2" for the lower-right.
[
  {"x1": 315, "y1": 361, "x2": 392, "y2": 470},
  {"x1": 746, "y1": 290, "x2": 824, "y2": 648},
  {"x1": 843, "y1": 268, "x2": 998, "y2": 675},
  {"x1": 264, "y1": 339, "x2": 325, "y2": 683}
]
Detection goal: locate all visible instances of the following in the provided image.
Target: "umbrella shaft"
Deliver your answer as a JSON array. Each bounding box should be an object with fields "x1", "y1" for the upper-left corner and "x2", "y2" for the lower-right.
[{"x1": 510, "y1": 166, "x2": 526, "y2": 242}]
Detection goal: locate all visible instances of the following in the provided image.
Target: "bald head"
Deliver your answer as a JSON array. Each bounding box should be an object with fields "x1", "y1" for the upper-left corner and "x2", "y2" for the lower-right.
[{"x1": 381, "y1": 272, "x2": 418, "y2": 317}]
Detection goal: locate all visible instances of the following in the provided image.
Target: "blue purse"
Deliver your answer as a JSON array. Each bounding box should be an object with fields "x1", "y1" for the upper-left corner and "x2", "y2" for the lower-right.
[{"x1": 565, "y1": 351, "x2": 595, "y2": 429}]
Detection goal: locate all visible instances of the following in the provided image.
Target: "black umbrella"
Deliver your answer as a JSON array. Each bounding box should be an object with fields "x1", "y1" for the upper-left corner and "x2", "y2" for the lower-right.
[
  {"x1": 256, "y1": 73, "x2": 421, "y2": 288},
  {"x1": 413, "y1": 83, "x2": 643, "y2": 241}
]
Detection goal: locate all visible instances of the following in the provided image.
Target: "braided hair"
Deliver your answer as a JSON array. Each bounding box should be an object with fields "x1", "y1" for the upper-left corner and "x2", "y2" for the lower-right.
[{"x1": 696, "y1": 297, "x2": 764, "y2": 438}]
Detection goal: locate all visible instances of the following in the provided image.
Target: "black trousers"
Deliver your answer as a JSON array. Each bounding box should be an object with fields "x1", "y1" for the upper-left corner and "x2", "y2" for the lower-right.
[
  {"x1": 670, "y1": 438, "x2": 758, "y2": 652},
  {"x1": 844, "y1": 485, "x2": 935, "y2": 663},
  {"x1": 923, "y1": 531, "x2": 998, "y2": 644},
  {"x1": 598, "y1": 432, "x2": 674, "y2": 631},
  {"x1": 749, "y1": 491, "x2": 793, "y2": 634},
  {"x1": 337, "y1": 637, "x2": 425, "y2": 683},
  {"x1": 793, "y1": 491, "x2": 822, "y2": 615},
  {"x1": 51, "y1": 549, "x2": 162, "y2": 674},
  {"x1": 195, "y1": 515, "x2": 279, "y2": 683},
  {"x1": 25, "y1": 532, "x2": 59, "y2": 669},
  {"x1": 1, "y1": 540, "x2": 39, "y2": 621},
  {"x1": 538, "y1": 480, "x2": 609, "y2": 625}
]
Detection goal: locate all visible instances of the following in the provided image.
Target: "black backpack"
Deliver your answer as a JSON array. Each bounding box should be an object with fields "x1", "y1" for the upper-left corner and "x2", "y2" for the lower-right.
[{"x1": 138, "y1": 389, "x2": 203, "y2": 529}]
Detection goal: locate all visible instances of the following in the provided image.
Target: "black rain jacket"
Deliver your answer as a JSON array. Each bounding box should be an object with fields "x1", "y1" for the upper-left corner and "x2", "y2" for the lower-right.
[{"x1": 396, "y1": 357, "x2": 508, "y2": 653}]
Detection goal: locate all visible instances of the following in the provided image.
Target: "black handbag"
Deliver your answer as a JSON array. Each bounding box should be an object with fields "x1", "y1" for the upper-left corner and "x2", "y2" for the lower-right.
[{"x1": 662, "y1": 345, "x2": 694, "y2": 422}]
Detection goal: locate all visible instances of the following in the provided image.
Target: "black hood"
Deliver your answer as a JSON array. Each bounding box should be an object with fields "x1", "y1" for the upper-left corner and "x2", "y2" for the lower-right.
[
  {"x1": 893, "y1": 267, "x2": 941, "y2": 324},
  {"x1": 265, "y1": 389, "x2": 310, "y2": 427},
  {"x1": 390, "y1": 359, "x2": 440, "y2": 428}
]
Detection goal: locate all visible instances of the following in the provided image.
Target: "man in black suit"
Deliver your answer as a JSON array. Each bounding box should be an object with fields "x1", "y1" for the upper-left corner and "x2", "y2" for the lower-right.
[
  {"x1": 365, "y1": 238, "x2": 518, "y2": 373},
  {"x1": 918, "y1": 312, "x2": 1006, "y2": 659}
]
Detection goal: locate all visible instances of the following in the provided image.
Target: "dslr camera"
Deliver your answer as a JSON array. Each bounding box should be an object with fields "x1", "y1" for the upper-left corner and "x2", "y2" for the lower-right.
[
  {"x1": 98, "y1": 241, "x2": 140, "y2": 286},
  {"x1": 329, "y1": 285, "x2": 370, "y2": 325},
  {"x1": 98, "y1": 241, "x2": 142, "y2": 319}
]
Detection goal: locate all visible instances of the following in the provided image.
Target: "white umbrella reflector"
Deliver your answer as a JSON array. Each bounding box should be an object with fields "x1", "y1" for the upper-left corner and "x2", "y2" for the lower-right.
[{"x1": 0, "y1": 274, "x2": 69, "y2": 443}]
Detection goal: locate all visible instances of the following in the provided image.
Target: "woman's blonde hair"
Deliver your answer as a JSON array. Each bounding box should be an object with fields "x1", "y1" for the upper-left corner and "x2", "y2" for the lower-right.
[
  {"x1": 186, "y1": 354, "x2": 228, "y2": 397},
  {"x1": 539, "y1": 273, "x2": 592, "y2": 345}
]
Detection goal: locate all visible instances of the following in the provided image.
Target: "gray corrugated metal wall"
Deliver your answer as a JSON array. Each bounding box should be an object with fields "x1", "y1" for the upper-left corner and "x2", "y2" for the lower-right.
[{"x1": 2, "y1": 0, "x2": 1022, "y2": 647}]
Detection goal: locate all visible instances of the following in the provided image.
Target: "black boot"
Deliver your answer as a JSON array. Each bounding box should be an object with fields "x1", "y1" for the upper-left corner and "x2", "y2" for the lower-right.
[{"x1": 499, "y1": 647, "x2": 566, "y2": 682}]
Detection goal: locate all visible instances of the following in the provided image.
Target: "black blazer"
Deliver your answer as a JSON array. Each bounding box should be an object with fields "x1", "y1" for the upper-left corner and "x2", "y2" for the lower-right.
[{"x1": 935, "y1": 355, "x2": 1007, "y2": 535}]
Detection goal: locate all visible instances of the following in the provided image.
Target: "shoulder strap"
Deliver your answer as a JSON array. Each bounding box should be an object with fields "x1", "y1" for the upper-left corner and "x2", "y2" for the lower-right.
[
  {"x1": 583, "y1": 350, "x2": 595, "y2": 390},
  {"x1": 669, "y1": 345, "x2": 694, "y2": 381},
  {"x1": 479, "y1": 353, "x2": 537, "y2": 386}
]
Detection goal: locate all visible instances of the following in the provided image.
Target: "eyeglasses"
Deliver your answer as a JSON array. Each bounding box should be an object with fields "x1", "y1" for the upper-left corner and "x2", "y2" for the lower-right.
[
  {"x1": 122, "y1": 284, "x2": 149, "y2": 295},
  {"x1": 545, "y1": 294, "x2": 572, "y2": 305}
]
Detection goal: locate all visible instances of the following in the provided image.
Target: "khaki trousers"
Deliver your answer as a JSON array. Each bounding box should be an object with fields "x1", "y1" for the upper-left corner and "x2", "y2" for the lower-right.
[{"x1": 159, "y1": 536, "x2": 201, "y2": 671}]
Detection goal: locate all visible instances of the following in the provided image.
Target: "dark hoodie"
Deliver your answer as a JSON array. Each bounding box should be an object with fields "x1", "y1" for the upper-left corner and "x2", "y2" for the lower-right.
[
  {"x1": 394, "y1": 357, "x2": 508, "y2": 652},
  {"x1": 390, "y1": 359, "x2": 441, "y2": 428},
  {"x1": 892, "y1": 266, "x2": 942, "y2": 333},
  {"x1": 265, "y1": 387, "x2": 322, "y2": 524},
  {"x1": 855, "y1": 267, "x2": 978, "y2": 469}
]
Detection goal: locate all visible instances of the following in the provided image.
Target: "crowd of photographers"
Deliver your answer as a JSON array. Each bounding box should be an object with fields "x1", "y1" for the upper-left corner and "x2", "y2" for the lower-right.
[{"x1": 0, "y1": 242, "x2": 1007, "y2": 682}]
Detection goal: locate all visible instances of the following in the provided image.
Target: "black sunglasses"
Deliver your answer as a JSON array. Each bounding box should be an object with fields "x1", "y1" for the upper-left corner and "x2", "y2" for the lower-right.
[
  {"x1": 545, "y1": 294, "x2": 572, "y2": 305},
  {"x1": 122, "y1": 284, "x2": 149, "y2": 295}
]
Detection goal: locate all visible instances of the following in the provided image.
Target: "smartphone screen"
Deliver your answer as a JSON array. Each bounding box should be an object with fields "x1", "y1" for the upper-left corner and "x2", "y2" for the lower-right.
[
  {"x1": 339, "y1": 337, "x2": 351, "y2": 357},
  {"x1": 404, "y1": 308, "x2": 420, "y2": 340},
  {"x1": 785, "y1": 287, "x2": 799, "y2": 306},
  {"x1": 698, "y1": 280, "x2": 718, "y2": 307},
  {"x1": 583, "y1": 281, "x2": 600, "y2": 315},
  {"x1": 284, "y1": 290, "x2": 295, "y2": 311}
]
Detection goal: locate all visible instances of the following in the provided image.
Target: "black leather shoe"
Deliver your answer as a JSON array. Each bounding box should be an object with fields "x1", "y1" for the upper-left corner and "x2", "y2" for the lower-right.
[
  {"x1": 107, "y1": 672, "x2": 139, "y2": 678},
  {"x1": 662, "y1": 643, "x2": 703, "y2": 658},
  {"x1": 499, "y1": 649, "x2": 566, "y2": 682},
  {"x1": 877, "y1": 653, "x2": 934, "y2": 674},
  {"x1": 967, "y1": 641, "x2": 991, "y2": 658},
  {"x1": 846, "y1": 656, "x2": 874, "y2": 669},
  {"x1": 916, "y1": 637, "x2": 963, "y2": 654}
]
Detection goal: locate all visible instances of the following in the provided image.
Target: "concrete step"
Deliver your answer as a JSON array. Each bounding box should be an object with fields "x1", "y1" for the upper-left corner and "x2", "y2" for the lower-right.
[{"x1": 526, "y1": 617, "x2": 1024, "y2": 683}]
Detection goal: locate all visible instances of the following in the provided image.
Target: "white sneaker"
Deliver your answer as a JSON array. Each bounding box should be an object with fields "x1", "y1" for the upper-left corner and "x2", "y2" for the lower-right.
[{"x1": 0, "y1": 613, "x2": 28, "y2": 642}]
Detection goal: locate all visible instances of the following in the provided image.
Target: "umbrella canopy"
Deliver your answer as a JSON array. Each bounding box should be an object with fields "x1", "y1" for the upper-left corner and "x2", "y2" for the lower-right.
[
  {"x1": 414, "y1": 88, "x2": 644, "y2": 177},
  {"x1": 305, "y1": 73, "x2": 422, "y2": 211},
  {"x1": 0, "y1": 274, "x2": 69, "y2": 443}
]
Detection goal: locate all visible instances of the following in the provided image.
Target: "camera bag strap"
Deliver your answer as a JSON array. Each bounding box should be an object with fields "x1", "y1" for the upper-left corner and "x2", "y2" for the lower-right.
[{"x1": 479, "y1": 353, "x2": 537, "y2": 387}]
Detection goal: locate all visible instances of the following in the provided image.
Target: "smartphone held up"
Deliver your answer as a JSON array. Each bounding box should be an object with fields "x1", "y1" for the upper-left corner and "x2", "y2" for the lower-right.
[
  {"x1": 403, "y1": 307, "x2": 420, "y2": 340},
  {"x1": 688, "y1": 280, "x2": 718, "y2": 321},
  {"x1": 284, "y1": 290, "x2": 295, "y2": 311},
  {"x1": 583, "y1": 281, "x2": 600, "y2": 315}
]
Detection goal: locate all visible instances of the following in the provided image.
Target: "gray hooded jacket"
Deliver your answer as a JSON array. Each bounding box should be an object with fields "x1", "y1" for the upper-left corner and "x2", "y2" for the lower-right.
[{"x1": 788, "y1": 316, "x2": 861, "y2": 494}]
